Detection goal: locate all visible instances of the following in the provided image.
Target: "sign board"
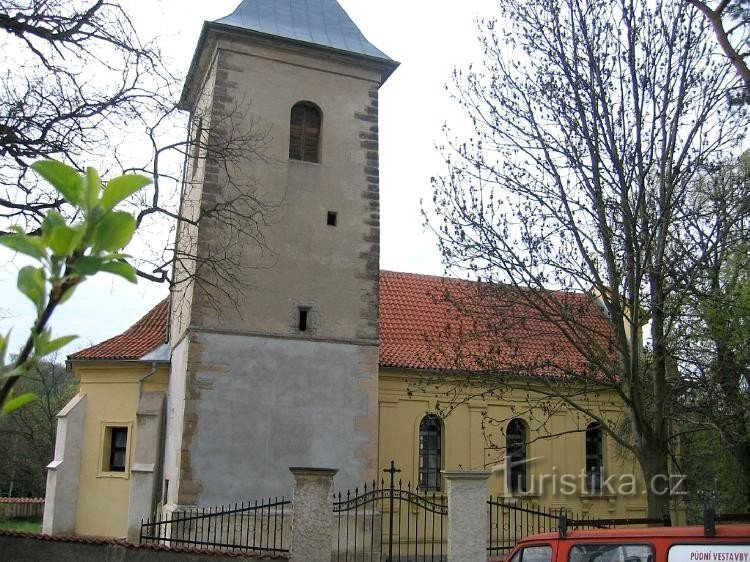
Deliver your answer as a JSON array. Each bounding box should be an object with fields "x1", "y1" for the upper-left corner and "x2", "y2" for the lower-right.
[{"x1": 669, "y1": 545, "x2": 750, "y2": 562}]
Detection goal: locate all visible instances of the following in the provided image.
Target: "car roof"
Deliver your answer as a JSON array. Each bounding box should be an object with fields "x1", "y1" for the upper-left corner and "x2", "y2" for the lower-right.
[{"x1": 516, "y1": 524, "x2": 750, "y2": 543}]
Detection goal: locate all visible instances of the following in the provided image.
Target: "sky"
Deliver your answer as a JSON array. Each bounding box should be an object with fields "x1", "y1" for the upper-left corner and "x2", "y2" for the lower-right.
[{"x1": 0, "y1": 0, "x2": 498, "y2": 356}]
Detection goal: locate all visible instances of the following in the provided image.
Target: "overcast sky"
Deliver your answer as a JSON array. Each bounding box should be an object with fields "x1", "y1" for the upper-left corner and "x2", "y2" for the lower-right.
[{"x1": 0, "y1": 0, "x2": 497, "y2": 356}]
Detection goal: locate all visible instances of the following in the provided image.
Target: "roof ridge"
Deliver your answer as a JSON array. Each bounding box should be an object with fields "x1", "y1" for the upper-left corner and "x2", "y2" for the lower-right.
[
  {"x1": 69, "y1": 272, "x2": 610, "y2": 375},
  {"x1": 380, "y1": 270, "x2": 593, "y2": 298}
]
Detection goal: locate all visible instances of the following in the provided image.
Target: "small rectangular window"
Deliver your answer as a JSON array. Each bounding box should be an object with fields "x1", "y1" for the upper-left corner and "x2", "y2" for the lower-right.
[
  {"x1": 298, "y1": 308, "x2": 309, "y2": 331},
  {"x1": 109, "y1": 427, "x2": 128, "y2": 472},
  {"x1": 327, "y1": 211, "x2": 337, "y2": 226},
  {"x1": 99, "y1": 424, "x2": 131, "y2": 476}
]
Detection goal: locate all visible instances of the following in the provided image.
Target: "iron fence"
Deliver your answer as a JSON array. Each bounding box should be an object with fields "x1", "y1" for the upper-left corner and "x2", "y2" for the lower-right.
[
  {"x1": 140, "y1": 497, "x2": 290, "y2": 554},
  {"x1": 333, "y1": 461, "x2": 447, "y2": 562},
  {"x1": 487, "y1": 496, "x2": 670, "y2": 556}
]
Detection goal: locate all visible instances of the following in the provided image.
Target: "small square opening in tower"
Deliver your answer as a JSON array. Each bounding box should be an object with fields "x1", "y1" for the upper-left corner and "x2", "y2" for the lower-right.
[
  {"x1": 327, "y1": 211, "x2": 337, "y2": 226},
  {"x1": 298, "y1": 307, "x2": 310, "y2": 331}
]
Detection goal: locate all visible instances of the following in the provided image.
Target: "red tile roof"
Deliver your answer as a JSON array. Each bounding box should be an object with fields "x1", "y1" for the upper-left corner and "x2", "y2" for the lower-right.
[
  {"x1": 68, "y1": 299, "x2": 168, "y2": 361},
  {"x1": 378, "y1": 271, "x2": 613, "y2": 376},
  {"x1": 70, "y1": 272, "x2": 612, "y2": 376}
]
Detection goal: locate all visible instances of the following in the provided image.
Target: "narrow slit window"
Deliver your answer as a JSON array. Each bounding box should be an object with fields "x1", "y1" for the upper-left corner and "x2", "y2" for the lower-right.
[
  {"x1": 190, "y1": 117, "x2": 203, "y2": 177},
  {"x1": 289, "y1": 102, "x2": 321, "y2": 162},
  {"x1": 298, "y1": 308, "x2": 309, "y2": 331},
  {"x1": 327, "y1": 211, "x2": 337, "y2": 226}
]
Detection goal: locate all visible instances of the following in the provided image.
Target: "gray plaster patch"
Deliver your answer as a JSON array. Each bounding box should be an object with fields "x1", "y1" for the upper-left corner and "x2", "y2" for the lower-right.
[{"x1": 188, "y1": 331, "x2": 376, "y2": 504}]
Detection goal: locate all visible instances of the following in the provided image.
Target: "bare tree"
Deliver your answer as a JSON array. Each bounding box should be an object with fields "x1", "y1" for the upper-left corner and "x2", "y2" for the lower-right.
[
  {"x1": 428, "y1": 0, "x2": 746, "y2": 516},
  {"x1": 0, "y1": 0, "x2": 174, "y2": 227},
  {"x1": 685, "y1": 0, "x2": 750, "y2": 98},
  {"x1": 0, "y1": 1, "x2": 275, "y2": 304},
  {"x1": 119, "y1": 98, "x2": 276, "y2": 303}
]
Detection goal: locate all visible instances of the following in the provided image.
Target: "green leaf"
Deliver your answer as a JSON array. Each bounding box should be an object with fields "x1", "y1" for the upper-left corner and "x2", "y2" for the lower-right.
[
  {"x1": 2, "y1": 392, "x2": 37, "y2": 414},
  {"x1": 71, "y1": 256, "x2": 105, "y2": 276},
  {"x1": 34, "y1": 330, "x2": 77, "y2": 357},
  {"x1": 46, "y1": 224, "x2": 84, "y2": 258},
  {"x1": 0, "y1": 233, "x2": 46, "y2": 260},
  {"x1": 98, "y1": 260, "x2": 137, "y2": 283},
  {"x1": 0, "y1": 365, "x2": 26, "y2": 379},
  {"x1": 41, "y1": 209, "x2": 66, "y2": 236},
  {"x1": 0, "y1": 332, "x2": 7, "y2": 369},
  {"x1": 84, "y1": 167, "x2": 101, "y2": 213},
  {"x1": 101, "y1": 174, "x2": 151, "y2": 211},
  {"x1": 92, "y1": 211, "x2": 136, "y2": 252},
  {"x1": 41, "y1": 210, "x2": 74, "y2": 257},
  {"x1": 32, "y1": 160, "x2": 83, "y2": 207},
  {"x1": 17, "y1": 266, "x2": 46, "y2": 312}
]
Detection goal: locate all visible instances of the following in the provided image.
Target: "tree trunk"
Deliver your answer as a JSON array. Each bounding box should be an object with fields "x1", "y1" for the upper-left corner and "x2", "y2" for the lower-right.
[
  {"x1": 731, "y1": 443, "x2": 750, "y2": 511},
  {"x1": 639, "y1": 443, "x2": 672, "y2": 519}
]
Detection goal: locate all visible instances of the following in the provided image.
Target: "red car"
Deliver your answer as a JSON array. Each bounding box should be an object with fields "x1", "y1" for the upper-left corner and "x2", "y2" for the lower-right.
[{"x1": 503, "y1": 524, "x2": 750, "y2": 562}]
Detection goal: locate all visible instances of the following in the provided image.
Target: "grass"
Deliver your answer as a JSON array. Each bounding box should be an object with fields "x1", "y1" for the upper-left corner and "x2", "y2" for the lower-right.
[{"x1": 0, "y1": 518, "x2": 42, "y2": 533}]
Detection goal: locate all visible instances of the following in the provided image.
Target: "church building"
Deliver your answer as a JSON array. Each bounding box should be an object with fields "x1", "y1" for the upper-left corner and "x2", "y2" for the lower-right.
[{"x1": 41, "y1": 0, "x2": 647, "y2": 541}]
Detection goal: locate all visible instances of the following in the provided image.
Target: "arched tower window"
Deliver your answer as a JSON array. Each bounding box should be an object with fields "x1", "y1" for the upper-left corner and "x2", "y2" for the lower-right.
[
  {"x1": 585, "y1": 422, "x2": 603, "y2": 493},
  {"x1": 418, "y1": 414, "x2": 442, "y2": 492},
  {"x1": 289, "y1": 102, "x2": 321, "y2": 162},
  {"x1": 506, "y1": 418, "x2": 528, "y2": 493}
]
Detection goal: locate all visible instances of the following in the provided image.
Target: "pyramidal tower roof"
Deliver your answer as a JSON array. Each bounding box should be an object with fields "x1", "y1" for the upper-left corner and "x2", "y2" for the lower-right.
[
  {"x1": 215, "y1": 0, "x2": 392, "y2": 61},
  {"x1": 180, "y1": 0, "x2": 397, "y2": 108}
]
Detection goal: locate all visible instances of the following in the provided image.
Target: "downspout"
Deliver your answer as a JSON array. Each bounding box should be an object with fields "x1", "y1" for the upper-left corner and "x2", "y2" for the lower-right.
[{"x1": 138, "y1": 361, "x2": 158, "y2": 393}]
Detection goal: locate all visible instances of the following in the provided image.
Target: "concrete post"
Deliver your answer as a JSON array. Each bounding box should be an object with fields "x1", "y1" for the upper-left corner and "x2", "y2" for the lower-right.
[
  {"x1": 289, "y1": 467, "x2": 337, "y2": 562},
  {"x1": 443, "y1": 470, "x2": 492, "y2": 562}
]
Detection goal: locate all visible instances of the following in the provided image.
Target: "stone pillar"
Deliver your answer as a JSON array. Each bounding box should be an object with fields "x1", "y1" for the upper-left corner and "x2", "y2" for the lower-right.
[
  {"x1": 443, "y1": 470, "x2": 492, "y2": 562},
  {"x1": 43, "y1": 394, "x2": 87, "y2": 535},
  {"x1": 289, "y1": 467, "x2": 337, "y2": 562}
]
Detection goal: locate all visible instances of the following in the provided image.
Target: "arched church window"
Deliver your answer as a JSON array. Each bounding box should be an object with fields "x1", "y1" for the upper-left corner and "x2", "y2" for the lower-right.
[
  {"x1": 585, "y1": 422, "x2": 604, "y2": 493},
  {"x1": 418, "y1": 414, "x2": 442, "y2": 492},
  {"x1": 289, "y1": 102, "x2": 321, "y2": 162},
  {"x1": 507, "y1": 418, "x2": 528, "y2": 493}
]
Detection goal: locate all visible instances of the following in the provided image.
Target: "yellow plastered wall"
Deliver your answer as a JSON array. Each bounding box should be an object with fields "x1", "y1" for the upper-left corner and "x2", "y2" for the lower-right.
[
  {"x1": 378, "y1": 370, "x2": 648, "y2": 519},
  {"x1": 72, "y1": 363, "x2": 168, "y2": 537}
]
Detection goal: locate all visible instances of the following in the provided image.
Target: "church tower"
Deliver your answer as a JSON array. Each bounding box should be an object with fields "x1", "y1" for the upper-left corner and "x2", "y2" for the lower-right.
[{"x1": 164, "y1": 0, "x2": 397, "y2": 508}]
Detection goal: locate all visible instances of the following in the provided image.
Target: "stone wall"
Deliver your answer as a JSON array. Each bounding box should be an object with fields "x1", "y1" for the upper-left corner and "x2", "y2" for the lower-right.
[{"x1": 0, "y1": 531, "x2": 285, "y2": 562}]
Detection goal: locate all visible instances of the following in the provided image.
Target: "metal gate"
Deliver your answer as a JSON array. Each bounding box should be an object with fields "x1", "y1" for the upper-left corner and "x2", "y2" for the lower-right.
[{"x1": 333, "y1": 461, "x2": 447, "y2": 561}]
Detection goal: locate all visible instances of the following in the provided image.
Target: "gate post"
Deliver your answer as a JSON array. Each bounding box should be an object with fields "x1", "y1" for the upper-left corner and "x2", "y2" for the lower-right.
[
  {"x1": 289, "y1": 467, "x2": 338, "y2": 562},
  {"x1": 443, "y1": 470, "x2": 492, "y2": 562}
]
